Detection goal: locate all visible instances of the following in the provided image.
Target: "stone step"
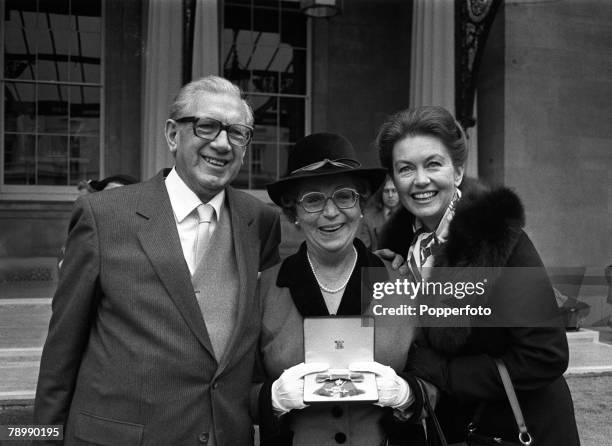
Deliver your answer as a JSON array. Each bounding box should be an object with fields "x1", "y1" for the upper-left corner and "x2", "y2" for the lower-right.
[
  {"x1": 566, "y1": 341, "x2": 612, "y2": 375},
  {"x1": 0, "y1": 257, "x2": 58, "y2": 283},
  {"x1": 567, "y1": 329, "x2": 600, "y2": 344}
]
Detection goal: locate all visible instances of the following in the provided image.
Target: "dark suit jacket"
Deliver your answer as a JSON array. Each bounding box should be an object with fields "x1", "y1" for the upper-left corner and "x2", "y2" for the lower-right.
[{"x1": 34, "y1": 170, "x2": 281, "y2": 445}]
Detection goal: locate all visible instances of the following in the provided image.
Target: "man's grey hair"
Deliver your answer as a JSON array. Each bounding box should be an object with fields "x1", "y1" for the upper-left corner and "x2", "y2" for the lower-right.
[{"x1": 168, "y1": 75, "x2": 254, "y2": 125}]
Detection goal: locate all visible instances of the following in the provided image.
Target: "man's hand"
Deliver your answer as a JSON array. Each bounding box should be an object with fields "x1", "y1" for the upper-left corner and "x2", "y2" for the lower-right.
[
  {"x1": 373, "y1": 249, "x2": 408, "y2": 275},
  {"x1": 271, "y1": 362, "x2": 328, "y2": 414},
  {"x1": 349, "y1": 361, "x2": 412, "y2": 408}
]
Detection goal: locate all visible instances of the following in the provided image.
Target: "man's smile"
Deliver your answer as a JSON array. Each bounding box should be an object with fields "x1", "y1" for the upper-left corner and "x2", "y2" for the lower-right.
[{"x1": 202, "y1": 155, "x2": 229, "y2": 168}]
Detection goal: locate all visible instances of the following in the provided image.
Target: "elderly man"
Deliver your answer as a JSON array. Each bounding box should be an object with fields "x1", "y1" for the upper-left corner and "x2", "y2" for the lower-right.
[{"x1": 34, "y1": 76, "x2": 281, "y2": 445}]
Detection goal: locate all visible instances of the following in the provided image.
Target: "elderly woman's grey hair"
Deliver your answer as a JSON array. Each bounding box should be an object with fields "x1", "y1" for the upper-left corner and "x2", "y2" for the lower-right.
[
  {"x1": 376, "y1": 105, "x2": 468, "y2": 172},
  {"x1": 168, "y1": 75, "x2": 254, "y2": 125}
]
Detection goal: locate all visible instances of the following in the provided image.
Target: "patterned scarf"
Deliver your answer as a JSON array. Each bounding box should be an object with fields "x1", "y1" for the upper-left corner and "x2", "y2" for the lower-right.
[{"x1": 406, "y1": 189, "x2": 461, "y2": 281}]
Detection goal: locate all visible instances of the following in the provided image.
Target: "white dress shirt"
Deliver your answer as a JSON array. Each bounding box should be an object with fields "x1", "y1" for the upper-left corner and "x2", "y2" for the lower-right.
[{"x1": 165, "y1": 168, "x2": 224, "y2": 274}]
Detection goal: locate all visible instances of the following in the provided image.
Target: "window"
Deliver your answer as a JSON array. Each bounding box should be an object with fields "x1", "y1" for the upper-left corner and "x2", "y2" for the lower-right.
[
  {"x1": 223, "y1": 0, "x2": 309, "y2": 189},
  {"x1": 1, "y1": 0, "x2": 103, "y2": 196}
]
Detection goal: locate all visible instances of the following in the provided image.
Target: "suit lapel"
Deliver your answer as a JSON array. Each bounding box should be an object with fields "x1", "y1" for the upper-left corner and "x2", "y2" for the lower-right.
[
  {"x1": 215, "y1": 188, "x2": 257, "y2": 374},
  {"x1": 135, "y1": 171, "x2": 215, "y2": 359}
]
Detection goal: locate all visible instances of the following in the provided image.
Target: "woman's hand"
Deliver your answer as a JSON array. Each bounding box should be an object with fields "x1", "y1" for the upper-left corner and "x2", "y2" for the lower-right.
[
  {"x1": 373, "y1": 249, "x2": 408, "y2": 275},
  {"x1": 271, "y1": 362, "x2": 328, "y2": 414},
  {"x1": 349, "y1": 361, "x2": 412, "y2": 408}
]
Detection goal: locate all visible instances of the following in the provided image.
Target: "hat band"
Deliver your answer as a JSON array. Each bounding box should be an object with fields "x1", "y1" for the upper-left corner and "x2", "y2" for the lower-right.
[{"x1": 290, "y1": 158, "x2": 361, "y2": 175}]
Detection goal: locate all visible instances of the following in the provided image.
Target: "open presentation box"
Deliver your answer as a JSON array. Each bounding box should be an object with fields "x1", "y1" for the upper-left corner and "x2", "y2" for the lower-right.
[{"x1": 303, "y1": 316, "x2": 378, "y2": 403}]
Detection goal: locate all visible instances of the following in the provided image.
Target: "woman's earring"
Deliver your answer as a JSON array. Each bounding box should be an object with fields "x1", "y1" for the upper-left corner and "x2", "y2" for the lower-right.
[
  {"x1": 360, "y1": 214, "x2": 364, "y2": 219},
  {"x1": 294, "y1": 220, "x2": 299, "y2": 225}
]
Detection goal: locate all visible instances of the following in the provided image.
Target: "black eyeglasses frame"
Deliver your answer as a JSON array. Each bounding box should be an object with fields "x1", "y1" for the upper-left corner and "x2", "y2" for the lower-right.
[{"x1": 174, "y1": 116, "x2": 254, "y2": 147}]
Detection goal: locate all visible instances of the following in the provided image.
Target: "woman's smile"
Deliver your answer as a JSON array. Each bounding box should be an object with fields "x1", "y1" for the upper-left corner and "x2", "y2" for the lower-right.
[
  {"x1": 318, "y1": 222, "x2": 345, "y2": 233},
  {"x1": 410, "y1": 190, "x2": 438, "y2": 202}
]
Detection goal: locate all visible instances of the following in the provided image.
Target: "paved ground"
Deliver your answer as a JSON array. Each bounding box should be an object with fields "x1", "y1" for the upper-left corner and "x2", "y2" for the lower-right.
[{"x1": 566, "y1": 373, "x2": 612, "y2": 446}]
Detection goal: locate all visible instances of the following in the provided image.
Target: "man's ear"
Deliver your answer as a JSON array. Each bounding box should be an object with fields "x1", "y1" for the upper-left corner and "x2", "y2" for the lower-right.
[{"x1": 165, "y1": 119, "x2": 179, "y2": 155}]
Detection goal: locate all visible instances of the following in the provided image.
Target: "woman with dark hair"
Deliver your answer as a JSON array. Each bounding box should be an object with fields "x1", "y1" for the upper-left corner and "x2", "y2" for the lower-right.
[
  {"x1": 376, "y1": 106, "x2": 580, "y2": 446},
  {"x1": 254, "y1": 133, "x2": 429, "y2": 446}
]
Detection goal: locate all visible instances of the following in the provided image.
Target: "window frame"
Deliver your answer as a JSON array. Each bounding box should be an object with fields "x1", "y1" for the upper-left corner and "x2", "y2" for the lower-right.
[
  {"x1": 222, "y1": 0, "x2": 312, "y2": 194},
  {"x1": 0, "y1": 0, "x2": 105, "y2": 201}
]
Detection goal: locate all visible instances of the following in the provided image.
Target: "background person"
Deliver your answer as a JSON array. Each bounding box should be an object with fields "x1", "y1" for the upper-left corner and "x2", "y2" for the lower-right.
[
  {"x1": 34, "y1": 75, "x2": 280, "y2": 445},
  {"x1": 376, "y1": 105, "x2": 579, "y2": 446},
  {"x1": 76, "y1": 174, "x2": 138, "y2": 195},
  {"x1": 255, "y1": 133, "x2": 429, "y2": 446},
  {"x1": 76, "y1": 179, "x2": 96, "y2": 195},
  {"x1": 87, "y1": 174, "x2": 139, "y2": 191},
  {"x1": 359, "y1": 174, "x2": 402, "y2": 250}
]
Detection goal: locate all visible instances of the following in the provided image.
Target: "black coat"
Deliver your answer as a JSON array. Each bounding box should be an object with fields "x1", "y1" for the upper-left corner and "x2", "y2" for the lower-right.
[{"x1": 379, "y1": 181, "x2": 580, "y2": 446}]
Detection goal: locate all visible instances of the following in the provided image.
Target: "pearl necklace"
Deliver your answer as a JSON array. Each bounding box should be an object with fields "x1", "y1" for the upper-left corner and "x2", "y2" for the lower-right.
[{"x1": 306, "y1": 247, "x2": 358, "y2": 294}]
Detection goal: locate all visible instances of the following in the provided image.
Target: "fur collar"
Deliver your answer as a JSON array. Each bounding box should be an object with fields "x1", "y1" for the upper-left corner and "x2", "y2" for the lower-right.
[{"x1": 436, "y1": 183, "x2": 525, "y2": 269}]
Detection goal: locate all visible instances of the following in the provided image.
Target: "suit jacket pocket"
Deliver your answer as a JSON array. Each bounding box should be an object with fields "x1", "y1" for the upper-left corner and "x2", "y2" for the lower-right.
[{"x1": 75, "y1": 411, "x2": 144, "y2": 446}]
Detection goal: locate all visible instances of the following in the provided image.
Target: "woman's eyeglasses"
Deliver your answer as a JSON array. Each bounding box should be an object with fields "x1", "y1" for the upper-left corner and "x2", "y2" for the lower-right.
[
  {"x1": 175, "y1": 116, "x2": 253, "y2": 147},
  {"x1": 297, "y1": 188, "x2": 360, "y2": 213}
]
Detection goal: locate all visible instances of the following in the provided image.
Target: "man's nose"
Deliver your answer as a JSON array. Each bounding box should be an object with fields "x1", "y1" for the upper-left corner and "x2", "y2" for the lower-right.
[{"x1": 209, "y1": 129, "x2": 232, "y2": 153}]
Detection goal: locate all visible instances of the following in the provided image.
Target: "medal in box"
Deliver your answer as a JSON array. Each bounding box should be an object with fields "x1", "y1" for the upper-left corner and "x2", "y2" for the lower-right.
[{"x1": 303, "y1": 316, "x2": 378, "y2": 403}]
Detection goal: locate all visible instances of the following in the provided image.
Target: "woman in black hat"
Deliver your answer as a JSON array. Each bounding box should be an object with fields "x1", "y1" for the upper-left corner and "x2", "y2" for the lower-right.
[{"x1": 254, "y1": 133, "x2": 429, "y2": 446}]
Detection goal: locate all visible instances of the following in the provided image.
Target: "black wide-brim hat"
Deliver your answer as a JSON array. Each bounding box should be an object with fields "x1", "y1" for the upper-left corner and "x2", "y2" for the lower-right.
[{"x1": 266, "y1": 132, "x2": 387, "y2": 206}]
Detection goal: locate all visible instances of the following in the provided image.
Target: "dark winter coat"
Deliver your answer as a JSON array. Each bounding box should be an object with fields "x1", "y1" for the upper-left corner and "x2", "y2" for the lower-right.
[{"x1": 379, "y1": 181, "x2": 580, "y2": 446}]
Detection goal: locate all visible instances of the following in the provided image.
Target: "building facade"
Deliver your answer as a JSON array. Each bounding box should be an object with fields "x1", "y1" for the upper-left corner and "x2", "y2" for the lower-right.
[{"x1": 1, "y1": 0, "x2": 611, "y2": 321}]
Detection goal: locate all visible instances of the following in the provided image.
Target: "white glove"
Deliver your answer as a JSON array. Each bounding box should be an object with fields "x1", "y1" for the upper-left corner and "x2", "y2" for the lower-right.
[
  {"x1": 349, "y1": 361, "x2": 412, "y2": 408},
  {"x1": 271, "y1": 362, "x2": 329, "y2": 414}
]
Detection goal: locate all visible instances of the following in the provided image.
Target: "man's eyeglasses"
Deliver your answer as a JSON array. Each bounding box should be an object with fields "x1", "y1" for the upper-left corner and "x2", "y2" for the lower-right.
[
  {"x1": 175, "y1": 116, "x2": 253, "y2": 147},
  {"x1": 297, "y1": 188, "x2": 360, "y2": 213}
]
